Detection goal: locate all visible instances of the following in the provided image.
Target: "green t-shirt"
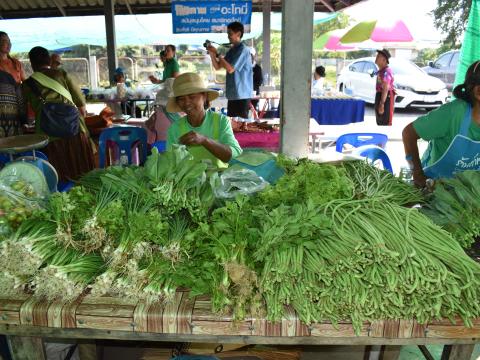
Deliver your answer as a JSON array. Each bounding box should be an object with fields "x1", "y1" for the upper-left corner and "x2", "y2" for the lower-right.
[
  {"x1": 413, "y1": 99, "x2": 480, "y2": 166},
  {"x1": 162, "y1": 58, "x2": 180, "y2": 81},
  {"x1": 167, "y1": 110, "x2": 242, "y2": 158}
]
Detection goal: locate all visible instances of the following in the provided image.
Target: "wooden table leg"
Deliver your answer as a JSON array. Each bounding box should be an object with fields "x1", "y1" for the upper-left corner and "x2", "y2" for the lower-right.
[
  {"x1": 441, "y1": 344, "x2": 475, "y2": 360},
  {"x1": 6, "y1": 335, "x2": 46, "y2": 360},
  {"x1": 380, "y1": 345, "x2": 401, "y2": 360}
]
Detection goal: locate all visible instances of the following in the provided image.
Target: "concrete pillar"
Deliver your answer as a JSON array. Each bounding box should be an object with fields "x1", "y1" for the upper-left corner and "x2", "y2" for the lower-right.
[
  {"x1": 89, "y1": 55, "x2": 98, "y2": 89},
  {"x1": 279, "y1": 0, "x2": 314, "y2": 157},
  {"x1": 104, "y1": 0, "x2": 118, "y2": 86},
  {"x1": 262, "y1": 0, "x2": 271, "y2": 85}
]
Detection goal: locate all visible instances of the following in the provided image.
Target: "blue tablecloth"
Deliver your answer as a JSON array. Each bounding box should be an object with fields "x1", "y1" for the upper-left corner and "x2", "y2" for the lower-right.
[{"x1": 310, "y1": 98, "x2": 365, "y2": 125}]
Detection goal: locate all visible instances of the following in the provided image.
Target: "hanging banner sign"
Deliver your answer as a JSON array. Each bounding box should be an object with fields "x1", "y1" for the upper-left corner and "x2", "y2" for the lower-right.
[{"x1": 171, "y1": 0, "x2": 252, "y2": 34}]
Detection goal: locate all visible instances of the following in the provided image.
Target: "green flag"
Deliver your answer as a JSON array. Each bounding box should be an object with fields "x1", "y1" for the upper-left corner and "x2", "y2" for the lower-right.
[{"x1": 453, "y1": 0, "x2": 480, "y2": 90}]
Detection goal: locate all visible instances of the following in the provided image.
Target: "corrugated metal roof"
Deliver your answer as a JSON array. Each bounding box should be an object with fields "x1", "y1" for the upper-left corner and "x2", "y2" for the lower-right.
[{"x1": 0, "y1": 0, "x2": 364, "y2": 19}]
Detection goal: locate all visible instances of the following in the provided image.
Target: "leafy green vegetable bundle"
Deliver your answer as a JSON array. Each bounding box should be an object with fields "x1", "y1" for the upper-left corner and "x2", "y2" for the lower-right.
[{"x1": 421, "y1": 170, "x2": 480, "y2": 248}]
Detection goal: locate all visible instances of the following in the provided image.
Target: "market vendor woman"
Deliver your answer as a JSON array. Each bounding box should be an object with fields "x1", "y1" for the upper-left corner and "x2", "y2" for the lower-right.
[
  {"x1": 402, "y1": 60, "x2": 480, "y2": 187},
  {"x1": 166, "y1": 72, "x2": 242, "y2": 168}
]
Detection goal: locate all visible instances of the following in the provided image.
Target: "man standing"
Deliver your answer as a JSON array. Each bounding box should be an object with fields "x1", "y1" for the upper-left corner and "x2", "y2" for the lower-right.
[
  {"x1": 149, "y1": 46, "x2": 180, "y2": 84},
  {"x1": 374, "y1": 49, "x2": 395, "y2": 126},
  {"x1": 207, "y1": 21, "x2": 253, "y2": 123}
]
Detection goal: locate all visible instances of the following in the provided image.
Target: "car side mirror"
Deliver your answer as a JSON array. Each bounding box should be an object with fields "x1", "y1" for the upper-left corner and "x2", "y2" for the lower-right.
[
  {"x1": 367, "y1": 69, "x2": 375, "y2": 77},
  {"x1": 428, "y1": 61, "x2": 434, "y2": 68}
]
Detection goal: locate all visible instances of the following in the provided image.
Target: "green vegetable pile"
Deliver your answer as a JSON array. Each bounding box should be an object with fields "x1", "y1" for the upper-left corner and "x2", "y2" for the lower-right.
[
  {"x1": 421, "y1": 170, "x2": 480, "y2": 249},
  {"x1": 1, "y1": 150, "x2": 479, "y2": 334}
]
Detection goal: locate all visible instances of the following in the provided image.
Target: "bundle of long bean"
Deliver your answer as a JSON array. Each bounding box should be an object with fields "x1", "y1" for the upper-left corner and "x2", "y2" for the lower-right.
[
  {"x1": 343, "y1": 160, "x2": 424, "y2": 205},
  {"x1": 256, "y1": 198, "x2": 480, "y2": 333}
]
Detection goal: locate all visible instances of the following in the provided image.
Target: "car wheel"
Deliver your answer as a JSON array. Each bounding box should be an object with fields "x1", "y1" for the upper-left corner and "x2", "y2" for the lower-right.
[{"x1": 339, "y1": 83, "x2": 344, "y2": 93}]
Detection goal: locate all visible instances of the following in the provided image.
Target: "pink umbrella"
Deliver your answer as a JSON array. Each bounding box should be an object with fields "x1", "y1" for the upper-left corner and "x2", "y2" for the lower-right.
[
  {"x1": 314, "y1": 29, "x2": 356, "y2": 51},
  {"x1": 340, "y1": 19, "x2": 414, "y2": 44}
]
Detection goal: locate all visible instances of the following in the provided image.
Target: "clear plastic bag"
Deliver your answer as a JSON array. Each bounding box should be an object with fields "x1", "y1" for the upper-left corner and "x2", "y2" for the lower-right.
[
  {"x1": 213, "y1": 168, "x2": 268, "y2": 199},
  {"x1": 0, "y1": 163, "x2": 49, "y2": 236}
]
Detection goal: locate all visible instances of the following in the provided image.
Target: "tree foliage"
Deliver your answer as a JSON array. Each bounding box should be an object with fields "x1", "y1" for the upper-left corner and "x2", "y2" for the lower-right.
[
  {"x1": 254, "y1": 13, "x2": 352, "y2": 76},
  {"x1": 313, "y1": 13, "x2": 350, "y2": 39},
  {"x1": 432, "y1": 0, "x2": 472, "y2": 47},
  {"x1": 255, "y1": 30, "x2": 282, "y2": 77}
]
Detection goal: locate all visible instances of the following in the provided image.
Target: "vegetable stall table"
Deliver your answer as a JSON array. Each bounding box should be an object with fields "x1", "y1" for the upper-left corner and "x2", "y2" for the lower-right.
[
  {"x1": 251, "y1": 91, "x2": 281, "y2": 120},
  {"x1": 86, "y1": 88, "x2": 157, "y2": 120},
  {"x1": 256, "y1": 96, "x2": 366, "y2": 124},
  {"x1": 0, "y1": 292, "x2": 478, "y2": 359},
  {"x1": 310, "y1": 96, "x2": 365, "y2": 125}
]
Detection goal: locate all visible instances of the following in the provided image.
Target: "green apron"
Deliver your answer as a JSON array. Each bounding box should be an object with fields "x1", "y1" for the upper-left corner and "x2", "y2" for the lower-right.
[{"x1": 179, "y1": 112, "x2": 228, "y2": 169}]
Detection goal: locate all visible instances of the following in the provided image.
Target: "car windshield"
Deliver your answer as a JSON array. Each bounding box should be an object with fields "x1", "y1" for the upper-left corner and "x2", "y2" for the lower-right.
[{"x1": 388, "y1": 59, "x2": 426, "y2": 76}]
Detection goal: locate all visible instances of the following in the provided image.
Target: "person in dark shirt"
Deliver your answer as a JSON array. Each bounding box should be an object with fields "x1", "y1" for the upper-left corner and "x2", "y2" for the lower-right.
[{"x1": 251, "y1": 48, "x2": 263, "y2": 110}]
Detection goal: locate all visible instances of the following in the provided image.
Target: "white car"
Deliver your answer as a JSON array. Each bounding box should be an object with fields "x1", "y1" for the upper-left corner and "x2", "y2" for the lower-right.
[{"x1": 337, "y1": 57, "x2": 449, "y2": 109}]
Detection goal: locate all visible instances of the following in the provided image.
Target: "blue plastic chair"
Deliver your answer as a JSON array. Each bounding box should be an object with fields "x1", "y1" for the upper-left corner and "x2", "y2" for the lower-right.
[
  {"x1": 99, "y1": 126, "x2": 148, "y2": 168},
  {"x1": 335, "y1": 133, "x2": 388, "y2": 153},
  {"x1": 353, "y1": 145, "x2": 393, "y2": 173},
  {"x1": 151, "y1": 140, "x2": 167, "y2": 153}
]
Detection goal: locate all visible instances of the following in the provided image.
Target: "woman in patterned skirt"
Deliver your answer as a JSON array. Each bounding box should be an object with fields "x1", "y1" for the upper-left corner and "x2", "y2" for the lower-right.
[{"x1": 0, "y1": 70, "x2": 26, "y2": 137}]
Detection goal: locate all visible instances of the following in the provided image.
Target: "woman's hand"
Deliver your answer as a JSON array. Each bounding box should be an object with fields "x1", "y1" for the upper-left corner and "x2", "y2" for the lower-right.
[
  {"x1": 179, "y1": 131, "x2": 207, "y2": 146},
  {"x1": 412, "y1": 169, "x2": 427, "y2": 188},
  {"x1": 78, "y1": 106, "x2": 87, "y2": 118},
  {"x1": 378, "y1": 103, "x2": 385, "y2": 115}
]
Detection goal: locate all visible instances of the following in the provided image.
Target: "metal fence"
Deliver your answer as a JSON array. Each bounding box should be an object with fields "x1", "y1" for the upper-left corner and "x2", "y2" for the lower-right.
[
  {"x1": 18, "y1": 56, "x2": 342, "y2": 89},
  {"x1": 20, "y1": 58, "x2": 90, "y2": 88}
]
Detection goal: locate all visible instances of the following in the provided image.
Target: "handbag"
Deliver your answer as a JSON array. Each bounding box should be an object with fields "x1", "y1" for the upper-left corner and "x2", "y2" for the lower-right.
[{"x1": 25, "y1": 72, "x2": 80, "y2": 138}]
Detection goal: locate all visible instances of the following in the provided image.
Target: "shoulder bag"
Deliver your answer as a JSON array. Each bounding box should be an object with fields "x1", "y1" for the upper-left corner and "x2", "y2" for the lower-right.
[{"x1": 26, "y1": 72, "x2": 79, "y2": 138}]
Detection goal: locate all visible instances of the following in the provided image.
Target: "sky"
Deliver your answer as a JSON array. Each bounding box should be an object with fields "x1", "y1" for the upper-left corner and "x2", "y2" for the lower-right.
[{"x1": 0, "y1": 0, "x2": 445, "y2": 53}]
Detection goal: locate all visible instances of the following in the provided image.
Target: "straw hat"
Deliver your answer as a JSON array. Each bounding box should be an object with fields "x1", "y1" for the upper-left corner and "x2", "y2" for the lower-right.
[{"x1": 166, "y1": 72, "x2": 219, "y2": 113}]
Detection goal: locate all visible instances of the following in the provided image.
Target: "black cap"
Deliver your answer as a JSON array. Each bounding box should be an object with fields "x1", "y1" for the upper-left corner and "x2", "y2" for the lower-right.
[{"x1": 376, "y1": 48, "x2": 391, "y2": 63}]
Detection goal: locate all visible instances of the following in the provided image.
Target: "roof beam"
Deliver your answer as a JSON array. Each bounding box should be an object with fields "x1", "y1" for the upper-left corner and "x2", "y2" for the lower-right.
[
  {"x1": 317, "y1": 0, "x2": 335, "y2": 12},
  {"x1": 52, "y1": 0, "x2": 67, "y2": 16},
  {"x1": 124, "y1": 0, "x2": 133, "y2": 15},
  {"x1": 0, "y1": 0, "x2": 366, "y2": 19}
]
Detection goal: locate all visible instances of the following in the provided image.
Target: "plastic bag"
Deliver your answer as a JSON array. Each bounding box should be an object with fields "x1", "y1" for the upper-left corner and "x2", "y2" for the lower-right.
[
  {"x1": 0, "y1": 162, "x2": 50, "y2": 198},
  {"x1": 213, "y1": 168, "x2": 268, "y2": 199},
  {"x1": 228, "y1": 151, "x2": 285, "y2": 185},
  {"x1": 0, "y1": 163, "x2": 49, "y2": 235}
]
